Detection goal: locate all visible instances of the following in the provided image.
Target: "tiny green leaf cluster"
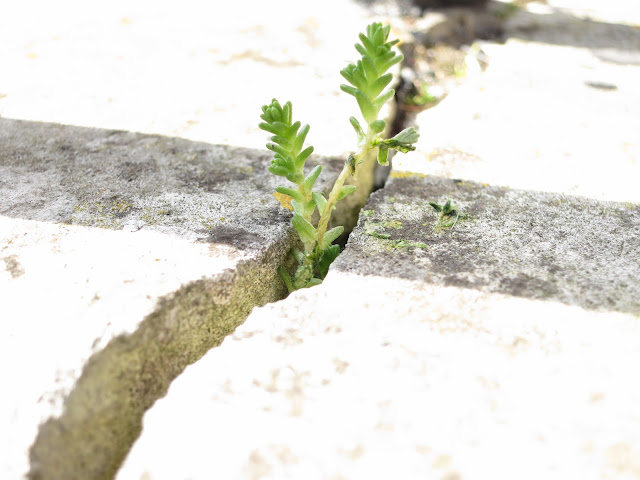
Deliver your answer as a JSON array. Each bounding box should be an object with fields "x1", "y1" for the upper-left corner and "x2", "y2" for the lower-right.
[
  {"x1": 429, "y1": 199, "x2": 465, "y2": 231},
  {"x1": 341, "y1": 23, "x2": 403, "y2": 136},
  {"x1": 260, "y1": 99, "x2": 351, "y2": 291},
  {"x1": 260, "y1": 22, "x2": 420, "y2": 293}
]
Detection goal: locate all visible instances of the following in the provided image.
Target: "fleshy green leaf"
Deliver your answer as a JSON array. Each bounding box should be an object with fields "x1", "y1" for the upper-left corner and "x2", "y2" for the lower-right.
[
  {"x1": 337, "y1": 185, "x2": 357, "y2": 201},
  {"x1": 370, "y1": 73, "x2": 393, "y2": 98},
  {"x1": 275, "y1": 186, "x2": 305, "y2": 204},
  {"x1": 320, "y1": 226, "x2": 344, "y2": 250},
  {"x1": 376, "y1": 127, "x2": 420, "y2": 154},
  {"x1": 303, "y1": 165, "x2": 322, "y2": 193},
  {"x1": 294, "y1": 146, "x2": 314, "y2": 170},
  {"x1": 355, "y1": 43, "x2": 367, "y2": 57},
  {"x1": 304, "y1": 199, "x2": 316, "y2": 218},
  {"x1": 277, "y1": 266, "x2": 294, "y2": 293},
  {"x1": 282, "y1": 101, "x2": 292, "y2": 125},
  {"x1": 312, "y1": 192, "x2": 327, "y2": 216},
  {"x1": 305, "y1": 278, "x2": 323, "y2": 288},
  {"x1": 370, "y1": 119, "x2": 386, "y2": 133},
  {"x1": 340, "y1": 84, "x2": 358, "y2": 97},
  {"x1": 355, "y1": 90, "x2": 376, "y2": 124},
  {"x1": 349, "y1": 116, "x2": 365, "y2": 142},
  {"x1": 292, "y1": 214, "x2": 316, "y2": 244},
  {"x1": 291, "y1": 249, "x2": 305, "y2": 263},
  {"x1": 362, "y1": 55, "x2": 378, "y2": 83},
  {"x1": 380, "y1": 54, "x2": 403, "y2": 74},
  {"x1": 373, "y1": 89, "x2": 395, "y2": 112},
  {"x1": 358, "y1": 32, "x2": 375, "y2": 54},
  {"x1": 285, "y1": 171, "x2": 304, "y2": 184},
  {"x1": 258, "y1": 122, "x2": 279, "y2": 135},
  {"x1": 392, "y1": 127, "x2": 420, "y2": 145},
  {"x1": 292, "y1": 123, "x2": 309, "y2": 155},
  {"x1": 266, "y1": 143, "x2": 292, "y2": 160},
  {"x1": 317, "y1": 244, "x2": 340, "y2": 279},
  {"x1": 268, "y1": 165, "x2": 288, "y2": 177},
  {"x1": 377, "y1": 145, "x2": 389, "y2": 166},
  {"x1": 291, "y1": 199, "x2": 304, "y2": 216}
]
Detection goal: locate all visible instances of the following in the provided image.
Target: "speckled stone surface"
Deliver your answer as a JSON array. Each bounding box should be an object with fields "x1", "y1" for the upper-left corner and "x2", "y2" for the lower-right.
[
  {"x1": 116, "y1": 175, "x2": 639, "y2": 480},
  {"x1": 344, "y1": 175, "x2": 640, "y2": 315},
  {"x1": 0, "y1": 0, "x2": 402, "y2": 474},
  {"x1": 396, "y1": 0, "x2": 640, "y2": 203},
  {"x1": 0, "y1": 118, "x2": 349, "y2": 480},
  {"x1": 4, "y1": 0, "x2": 640, "y2": 478}
]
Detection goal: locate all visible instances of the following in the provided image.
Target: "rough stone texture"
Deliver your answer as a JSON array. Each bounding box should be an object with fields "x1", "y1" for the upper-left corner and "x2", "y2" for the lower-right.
[
  {"x1": 0, "y1": 0, "x2": 407, "y2": 475},
  {"x1": 0, "y1": 118, "x2": 349, "y2": 480},
  {"x1": 4, "y1": 1, "x2": 640, "y2": 479},
  {"x1": 396, "y1": 0, "x2": 640, "y2": 203},
  {"x1": 0, "y1": 0, "x2": 397, "y2": 238},
  {"x1": 116, "y1": 175, "x2": 640, "y2": 480},
  {"x1": 0, "y1": 0, "x2": 385, "y2": 157},
  {"x1": 347, "y1": 175, "x2": 640, "y2": 314}
]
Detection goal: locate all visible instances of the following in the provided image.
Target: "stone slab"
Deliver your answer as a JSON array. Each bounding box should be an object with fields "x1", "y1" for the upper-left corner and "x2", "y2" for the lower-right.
[
  {"x1": 116, "y1": 175, "x2": 640, "y2": 479},
  {"x1": 0, "y1": 0, "x2": 389, "y2": 158},
  {"x1": 0, "y1": 1, "x2": 409, "y2": 475},
  {"x1": 0, "y1": 117, "x2": 351, "y2": 480},
  {"x1": 396, "y1": 0, "x2": 640, "y2": 203}
]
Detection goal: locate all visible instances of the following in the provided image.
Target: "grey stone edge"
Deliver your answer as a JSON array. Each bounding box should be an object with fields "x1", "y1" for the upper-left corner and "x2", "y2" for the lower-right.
[{"x1": 0, "y1": 117, "x2": 378, "y2": 480}]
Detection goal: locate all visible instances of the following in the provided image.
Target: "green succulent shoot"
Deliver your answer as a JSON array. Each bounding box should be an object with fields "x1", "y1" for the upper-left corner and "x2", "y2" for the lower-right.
[{"x1": 260, "y1": 22, "x2": 420, "y2": 293}]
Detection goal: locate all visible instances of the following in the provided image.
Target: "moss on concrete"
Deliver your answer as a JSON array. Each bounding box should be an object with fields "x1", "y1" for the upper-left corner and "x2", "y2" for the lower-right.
[
  {"x1": 340, "y1": 176, "x2": 640, "y2": 315},
  {"x1": 28, "y1": 230, "x2": 294, "y2": 480}
]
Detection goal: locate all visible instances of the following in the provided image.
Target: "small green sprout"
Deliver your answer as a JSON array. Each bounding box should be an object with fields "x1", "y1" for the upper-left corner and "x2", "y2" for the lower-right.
[
  {"x1": 260, "y1": 22, "x2": 420, "y2": 292},
  {"x1": 404, "y1": 81, "x2": 437, "y2": 108},
  {"x1": 429, "y1": 199, "x2": 464, "y2": 231}
]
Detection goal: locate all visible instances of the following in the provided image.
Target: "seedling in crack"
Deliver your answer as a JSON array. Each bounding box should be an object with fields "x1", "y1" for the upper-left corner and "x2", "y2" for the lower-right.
[
  {"x1": 429, "y1": 199, "x2": 464, "y2": 231},
  {"x1": 260, "y1": 22, "x2": 420, "y2": 292}
]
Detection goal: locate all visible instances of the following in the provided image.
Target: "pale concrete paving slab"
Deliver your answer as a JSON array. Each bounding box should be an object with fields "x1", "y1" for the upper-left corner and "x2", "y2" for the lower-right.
[
  {"x1": 0, "y1": 0, "x2": 389, "y2": 158},
  {"x1": 396, "y1": 0, "x2": 640, "y2": 203},
  {"x1": 0, "y1": 115, "x2": 353, "y2": 480},
  {"x1": 116, "y1": 175, "x2": 640, "y2": 480},
  {"x1": 0, "y1": 1, "x2": 403, "y2": 478}
]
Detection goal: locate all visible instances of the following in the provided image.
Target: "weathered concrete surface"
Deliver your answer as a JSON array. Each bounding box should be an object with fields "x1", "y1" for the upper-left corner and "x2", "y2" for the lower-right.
[
  {"x1": 396, "y1": 0, "x2": 640, "y2": 203},
  {"x1": 0, "y1": 117, "x2": 351, "y2": 480},
  {"x1": 0, "y1": 0, "x2": 401, "y2": 275},
  {"x1": 0, "y1": 0, "x2": 408, "y2": 476},
  {"x1": 116, "y1": 175, "x2": 640, "y2": 480},
  {"x1": 0, "y1": 0, "x2": 387, "y2": 157},
  {"x1": 348, "y1": 176, "x2": 640, "y2": 314}
]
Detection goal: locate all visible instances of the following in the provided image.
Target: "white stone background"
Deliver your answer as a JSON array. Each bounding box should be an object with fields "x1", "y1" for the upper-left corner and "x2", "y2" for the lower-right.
[
  {"x1": 2, "y1": 0, "x2": 640, "y2": 478},
  {"x1": 0, "y1": 0, "x2": 394, "y2": 157}
]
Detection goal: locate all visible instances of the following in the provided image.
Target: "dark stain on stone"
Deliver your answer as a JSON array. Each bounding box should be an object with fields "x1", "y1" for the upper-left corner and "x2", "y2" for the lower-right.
[
  {"x1": 117, "y1": 161, "x2": 154, "y2": 183},
  {"x1": 57, "y1": 143, "x2": 73, "y2": 152},
  {"x1": 2, "y1": 254, "x2": 24, "y2": 278},
  {"x1": 498, "y1": 272, "x2": 559, "y2": 300},
  {"x1": 585, "y1": 81, "x2": 618, "y2": 91},
  {"x1": 197, "y1": 225, "x2": 264, "y2": 250}
]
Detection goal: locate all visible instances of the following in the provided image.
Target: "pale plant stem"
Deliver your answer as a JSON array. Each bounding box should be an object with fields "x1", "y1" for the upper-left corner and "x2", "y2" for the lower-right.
[
  {"x1": 315, "y1": 128, "x2": 376, "y2": 247},
  {"x1": 298, "y1": 183, "x2": 312, "y2": 224}
]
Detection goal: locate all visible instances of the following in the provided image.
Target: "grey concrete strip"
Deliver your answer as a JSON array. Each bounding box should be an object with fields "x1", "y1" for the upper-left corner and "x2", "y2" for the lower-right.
[
  {"x1": 0, "y1": 117, "x2": 358, "y2": 480},
  {"x1": 346, "y1": 175, "x2": 640, "y2": 315},
  {"x1": 116, "y1": 175, "x2": 640, "y2": 479}
]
